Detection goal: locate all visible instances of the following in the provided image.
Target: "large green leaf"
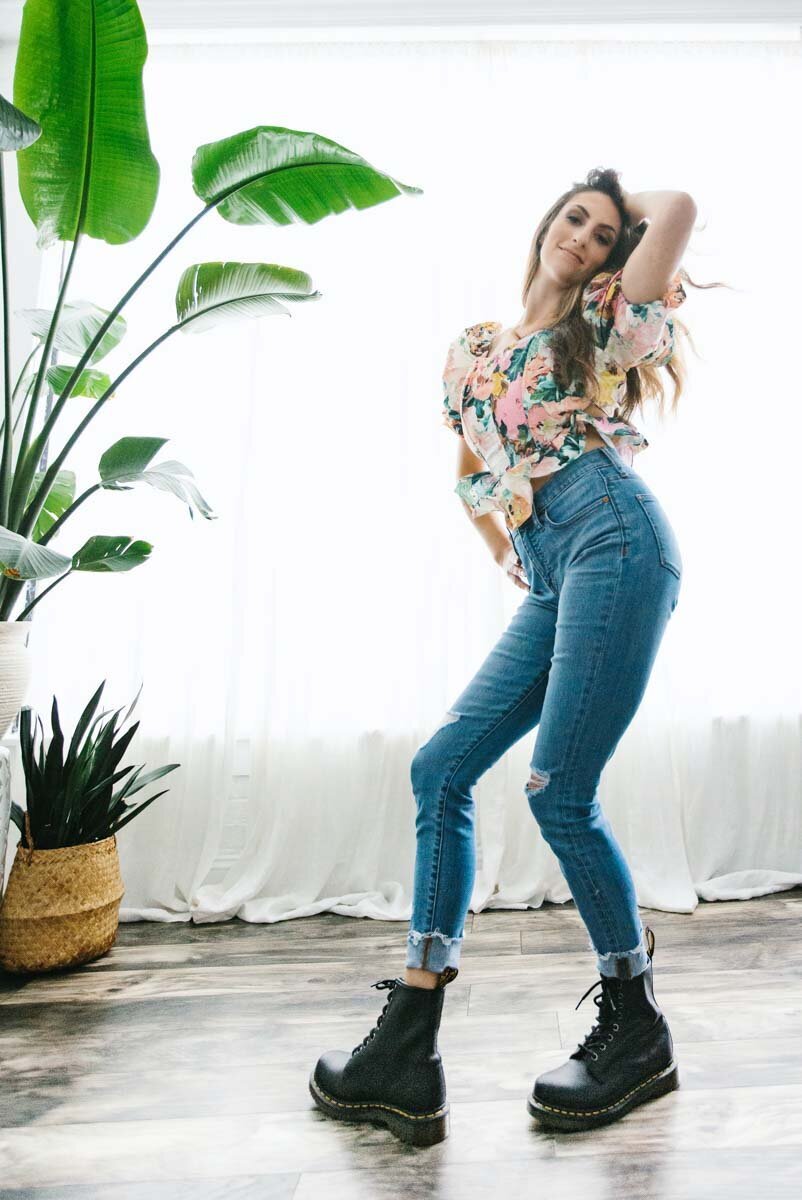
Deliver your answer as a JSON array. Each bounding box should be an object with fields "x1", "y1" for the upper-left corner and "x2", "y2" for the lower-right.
[
  {"x1": 0, "y1": 91, "x2": 41, "y2": 151},
  {"x1": 0, "y1": 524, "x2": 72, "y2": 580},
  {"x1": 46, "y1": 366, "x2": 112, "y2": 399},
  {"x1": 13, "y1": 0, "x2": 160, "y2": 247},
  {"x1": 191, "y1": 125, "x2": 421, "y2": 226},
  {"x1": 175, "y1": 262, "x2": 320, "y2": 334},
  {"x1": 27, "y1": 469, "x2": 76, "y2": 542},
  {"x1": 1, "y1": 528, "x2": 153, "y2": 578},
  {"x1": 18, "y1": 301, "x2": 127, "y2": 363},
  {"x1": 72, "y1": 534, "x2": 152, "y2": 572},
  {"x1": 98, "y1": 436, "x2": 215, "y2": 520}
]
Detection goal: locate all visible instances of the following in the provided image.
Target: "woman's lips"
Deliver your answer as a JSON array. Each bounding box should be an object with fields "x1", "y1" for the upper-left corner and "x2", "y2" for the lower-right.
[{"x1": 561, "y1": 247, "x2": 582, "y2": 264}]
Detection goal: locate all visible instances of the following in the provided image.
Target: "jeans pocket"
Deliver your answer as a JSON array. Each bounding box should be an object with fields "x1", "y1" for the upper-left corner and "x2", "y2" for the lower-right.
[
  {"x1": 541, "y1": 472, "x2": 613, "y2": 529},
  {"x1": 634, "y1": 492, "x2": 682, "y2": 579}
]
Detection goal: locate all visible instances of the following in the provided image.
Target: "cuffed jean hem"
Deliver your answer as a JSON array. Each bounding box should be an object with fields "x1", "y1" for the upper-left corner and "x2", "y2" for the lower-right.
[
  {"x1": 406, "y1": 930, "x2": 463, "y2": 973},
  {"x1": 593, "y1": 926, "x2": 650, "y2": 980}
]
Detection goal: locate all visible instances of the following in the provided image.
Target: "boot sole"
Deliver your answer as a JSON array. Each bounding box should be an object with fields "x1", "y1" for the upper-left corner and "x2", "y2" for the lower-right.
[
  {"x1": 308, "y1": 1070, "x2": 450, "y2": 1146},
  {"x1": 527, "y1": 1058, "x2": 680, "y2": 1132}
]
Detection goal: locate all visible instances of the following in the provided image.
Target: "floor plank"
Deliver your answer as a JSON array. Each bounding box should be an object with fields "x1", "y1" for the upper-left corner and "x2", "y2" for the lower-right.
[{"x1": 1, "y1": 889, "x2": 800, "y2": 1195}]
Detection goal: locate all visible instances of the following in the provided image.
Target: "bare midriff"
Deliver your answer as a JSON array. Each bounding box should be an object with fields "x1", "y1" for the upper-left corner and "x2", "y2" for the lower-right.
[{"x1": 529, "y1": 424, "x2": 606, "y2": 496}]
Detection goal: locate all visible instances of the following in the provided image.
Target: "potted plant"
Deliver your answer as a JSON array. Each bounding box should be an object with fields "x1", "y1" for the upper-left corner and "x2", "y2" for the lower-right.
[
  {"x1": 0, "y1": 678, "x2": 179, "y2": 974},
  {"x1": 0, "y1": 0, "x2": 422, "y2": 735}
]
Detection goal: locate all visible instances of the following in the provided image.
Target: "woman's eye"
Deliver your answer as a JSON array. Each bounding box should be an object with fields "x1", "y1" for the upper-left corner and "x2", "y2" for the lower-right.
[{"x1": 567, "y1": 213, "x2": 611, "y2": 246}]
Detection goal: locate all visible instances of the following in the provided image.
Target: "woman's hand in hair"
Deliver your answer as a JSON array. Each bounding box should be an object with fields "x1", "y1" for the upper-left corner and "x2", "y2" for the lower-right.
[
  {"x1": 620, "y1": 187, "x2": 644, "y2": 226},
  {"x1": 620, "y1": 188, "x2": 647, "y2": 227}
]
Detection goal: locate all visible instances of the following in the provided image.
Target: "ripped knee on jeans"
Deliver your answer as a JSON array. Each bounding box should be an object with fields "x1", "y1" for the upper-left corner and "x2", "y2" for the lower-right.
[
  {"x1": 433, "y1": 709, "x2": 461, "y2": 734},
  {"x1": 524, "y1": 767, "x2": 550, "y2": 796}
]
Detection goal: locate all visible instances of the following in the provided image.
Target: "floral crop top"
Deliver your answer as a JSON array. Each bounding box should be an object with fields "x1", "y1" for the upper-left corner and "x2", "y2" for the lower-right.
[{"x1": 442, "y1": 265, "x2": 686, "y2": 531}]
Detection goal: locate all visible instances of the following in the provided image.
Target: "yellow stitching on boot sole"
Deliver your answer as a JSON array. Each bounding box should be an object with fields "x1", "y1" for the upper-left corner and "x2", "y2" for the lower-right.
[
  {"x1": 531, "y1": 1062, "x2": 675, "y2": 1118},
  {"x1": 312, "y1": 1077, "x2": 448, "y2": 1121}
]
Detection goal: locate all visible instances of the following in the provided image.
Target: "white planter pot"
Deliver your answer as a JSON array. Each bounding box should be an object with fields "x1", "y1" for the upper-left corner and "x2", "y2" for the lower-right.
[
  {"x1": 0, "y1": 746, "x2": 11, "y2": 898},
  {"x1": 0, "y1": 621, "x2": 33, "y2": 740}
]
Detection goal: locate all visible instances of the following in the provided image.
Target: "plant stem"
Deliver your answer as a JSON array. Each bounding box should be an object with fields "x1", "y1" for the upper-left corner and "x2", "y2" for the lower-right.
[
  {"x1": 7, "y1": 232, "x2": 82, "y2": 528},
  {"x1": 20, "y1": 203, "x2": 213, "y2": 502},
  {"x1": 17, "y1": 323, "x2": 180, "y2": 542},
  {"x1": 14, "y1": 568, "x2": 71, "y2": 621},
  {"x1": 0, "y1": 156, "x2": 12, "y2": 525},
  {"x1": 0, "y1": 346, "x2": 40, "y2": 438},
  {"x1": 17, "y1": 158, "x2": 260, "y2": 491},
  {"x1": 11, "y1": 344, "x2": 39, "y2": 402},
  {"x1": 11, "y1": 366, "x2": 38, "y2": 437},
  {"x1": 37, "y1": 482, "x2": 100, "y2": 547}
]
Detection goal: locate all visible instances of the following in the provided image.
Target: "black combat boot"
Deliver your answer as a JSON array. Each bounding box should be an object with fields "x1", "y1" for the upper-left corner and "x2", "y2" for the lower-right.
[
  {"x1": 528, "y1": 926, "x2": 679, "y2": 1131},
  {"x1": 309, "y1": 965, "x2": 459, "y2": 1146}
]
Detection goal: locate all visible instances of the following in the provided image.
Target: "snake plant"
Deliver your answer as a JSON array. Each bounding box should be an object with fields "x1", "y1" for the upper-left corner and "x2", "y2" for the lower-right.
[{"x1": 10, "y1": 679, "x2": 179, "y2": 849}]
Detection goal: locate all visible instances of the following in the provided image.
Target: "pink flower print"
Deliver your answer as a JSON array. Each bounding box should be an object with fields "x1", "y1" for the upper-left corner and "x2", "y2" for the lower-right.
[
  {"x1": 522, "y1": 350, "x2": 553, "y2": 392},
  {"x1": 541, "y1": 429, "x2": 568, "y2": 453},
  {"x1": 470, "y1": 366, "x2": 497, "y2": 402},
  {"x1": 556, "y1": 394, "x2": 588, "y2": 413},
  {"x1": 491, "y1": 345, "x2": 516, "y2": 372},
  {"x1": 535, "y1": 395, "x2": 586, "y2": 419},
  {"x1": 588, "y1": 413, "x2": 618, "y2": 435},
  {"x1": 495, "y1": 375, "x2": 526, "y2": 433}
]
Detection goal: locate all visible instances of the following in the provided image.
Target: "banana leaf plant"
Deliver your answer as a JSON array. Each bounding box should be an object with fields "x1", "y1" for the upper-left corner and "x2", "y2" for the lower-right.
[
  {"x1": 9, "y1": 678, "x2": 180, "y2": 849},
  {"x1": 0, "y1": 0, "x2": 422, "y2": 623}
]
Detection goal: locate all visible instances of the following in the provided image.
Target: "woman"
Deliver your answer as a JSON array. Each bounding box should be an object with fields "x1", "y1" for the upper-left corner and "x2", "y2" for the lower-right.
[{"x1": 310, "y1": 168, "x2": 697, "y2": 1146}]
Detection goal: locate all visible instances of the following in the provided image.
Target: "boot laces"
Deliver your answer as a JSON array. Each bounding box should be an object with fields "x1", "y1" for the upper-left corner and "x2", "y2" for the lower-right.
[
  {"x1": 570, "y1": 975, "x2": 622, "y2": 1062},
  {"x1": 350, "y1": 978, "x2": 398, "y2": 1056}
]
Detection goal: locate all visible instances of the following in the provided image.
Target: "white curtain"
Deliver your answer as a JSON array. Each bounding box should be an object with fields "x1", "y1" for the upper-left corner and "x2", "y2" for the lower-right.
[{"x1": 5, "y1": 29, "x2": 801, "y2": 927}]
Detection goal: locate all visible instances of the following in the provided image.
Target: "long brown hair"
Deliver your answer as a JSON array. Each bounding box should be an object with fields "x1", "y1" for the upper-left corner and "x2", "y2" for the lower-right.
[{"x1": 521, "y1": 167, "x2": 726, "y2": 423}]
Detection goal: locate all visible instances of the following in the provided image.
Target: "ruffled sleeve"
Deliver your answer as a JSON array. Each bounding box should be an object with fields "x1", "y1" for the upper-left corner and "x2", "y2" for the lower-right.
[
  {"x1": 441, "y1": 329, "x2": 473, "y2": 436},
  {"x1": 581, "y1": 266, "x2": 686, "y2": 371},
  {"x1": 441, "y1": 322, "x2": 501, "y2": 437},
  {"x1": 442, "y1": 383, "x2": 464, "y2": 437}
]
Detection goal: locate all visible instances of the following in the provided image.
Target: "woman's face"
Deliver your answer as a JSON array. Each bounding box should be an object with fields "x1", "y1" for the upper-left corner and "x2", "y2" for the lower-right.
[{"x1": 543, "y1": 190, "x2": 622, "y2": 281}]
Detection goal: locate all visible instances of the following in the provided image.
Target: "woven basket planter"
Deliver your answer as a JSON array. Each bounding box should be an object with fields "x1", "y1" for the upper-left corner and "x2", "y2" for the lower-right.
[{"x1": 0, "y1": 813, "x2": 125, "y2": 975}]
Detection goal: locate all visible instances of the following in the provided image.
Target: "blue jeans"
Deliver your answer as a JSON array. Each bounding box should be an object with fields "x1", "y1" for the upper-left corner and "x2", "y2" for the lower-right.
[{"x1": 406, "y1": 443, "x2": 682, "y2": 980}]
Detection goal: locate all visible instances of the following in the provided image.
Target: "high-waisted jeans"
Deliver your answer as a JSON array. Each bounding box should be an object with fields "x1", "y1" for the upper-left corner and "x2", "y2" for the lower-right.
[{"x1": 406, "y1": 442, "x2": 682, "y2": 980}]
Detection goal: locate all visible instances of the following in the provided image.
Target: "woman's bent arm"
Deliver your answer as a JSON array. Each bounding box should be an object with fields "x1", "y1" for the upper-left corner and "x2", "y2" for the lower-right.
[{"x1": 456, "y1": 439, "x2": 511, "y2": 564}]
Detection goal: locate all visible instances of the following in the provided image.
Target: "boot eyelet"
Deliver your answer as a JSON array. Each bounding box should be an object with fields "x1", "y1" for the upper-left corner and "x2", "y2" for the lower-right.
[
  {"x1": 613, "y1": 1023, "x2": 619, "y2": 1030},
  {"x1": 591, "y1": 1052, "x2": 599, "y2": 1060},
  {"x1": 600, "y1": 1045, "x2": 606, "y2": 1051}
]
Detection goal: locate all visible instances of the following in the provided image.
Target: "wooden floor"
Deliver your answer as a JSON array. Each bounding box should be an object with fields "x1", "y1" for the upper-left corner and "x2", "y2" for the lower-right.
[{"x1": 1, "y1": 887, "x2": 801, "y2": 1197}]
